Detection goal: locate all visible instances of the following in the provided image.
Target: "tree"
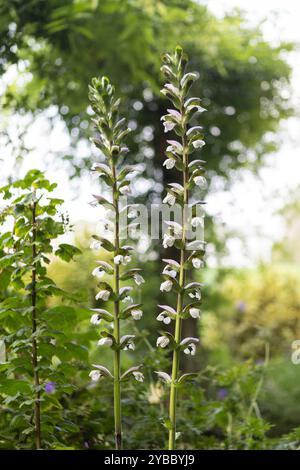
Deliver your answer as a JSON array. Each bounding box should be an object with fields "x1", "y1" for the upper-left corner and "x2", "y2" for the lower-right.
[{"x1": 0, "y1": 0, "x2": 293, "y2": 181}]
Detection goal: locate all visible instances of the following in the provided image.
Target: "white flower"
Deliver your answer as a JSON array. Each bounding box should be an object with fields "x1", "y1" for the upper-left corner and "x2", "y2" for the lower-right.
[
  {"x1": 119, "y1": 185, "x2": 131, "y2": 195},
  {"x1": 128, "y1": 208, "x2": 138, "y2": 219},
  {"x1": 189, "y1": 308, "x2": 201, "y2": 319},
  {"x1": 162, "y1": 266, "x2": 177, "y2": 278},
  {"x1": 193, "y1": 176, "x2": 207, "y2": 188},
  {"x1": 133, "y1": 371, "x2": 144, "y2": 382},
  {"x1": 98, "y1": 337, "x2": 113, "y2": 347},
  {"x1": 192, "y1": 258, "x2": 204, "y2": 269},
  {"x1": 114, "y1": 255, "x2": 124, "y2": 265},
  {"x1": 124, "y1": 255, "x2": 132, "y2": 264},
  {"x1": 122, "y1": 295, "x2": 133, "y2": 303},
  {"x1": 191, "y1": 217, "x2": 203, "y2": 228},
  {"x1": 156, "y1": 336, "x2": 170, "y2": 348},
  {"x1": 95, "y1": 289, "x2": 110, "y2": 301},
  {"x1": 90, "y1": 313, "x2": 102, "y2": 325},
  {"x1": 163, "y1": 233, "x2": 175, "y2": 249},
  {"x1": 92, "y1": 267, "x2": 105, "y2": 278},
  {"x1": 105, "y1": 209, "x2": 115, "y2": 219},
  {"x1": 163, "y1": 121, "x2": 176, "y2": 133},
  {"x1": 163, "y1": 193, "x2": 176, "y2": 206},
  {"x1": 165, "y1": 221, "x2": 182, "y2": 236},
  {"x1": 89, "y1": 370, "x2": 101, "y2": 382},
  {"x1": 184, "y1": 343, "x2": 196, "y2": 356},
  {"x1": 131, "y1": 309, "x2": 143, "y2": 320},
  {"x1": 189, "y1": 290, "x2": 201, "y2": 300},
  {"x1": 156, "y1": 313, "x2": 171, "y2": 325},
  {"x1": 163, "y1": 158, "x2": 176, "y2": 169},
  {"x1": 160, "y1": 280, "x2": 173, "y2": 292},
  {"x1": 90, "y1": 240, "x2": 102, "y2": 250},
  {"x1": 133, "y1": 274, "x2": 145, "y2": 286},
  {"x1": 124, "y1": 340, "x2": 135, "y2": 351},
  {"x1": 192, "y1": 139, "x2": 205, "y2": 149}
]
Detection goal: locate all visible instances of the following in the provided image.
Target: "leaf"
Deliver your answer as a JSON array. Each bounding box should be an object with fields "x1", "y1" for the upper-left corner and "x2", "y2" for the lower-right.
[
  {"x1": 0, "y1": 380, "x2": 32, "y2": 395},
  {"x1": 67, "y1": 343, "x2": 89, "y2": 361},
  {"x1": 55, "y1": 244, "x2": 81, "y2": 262},
  {"x1": 0, "y1": 253, "x2": 19, "y2": 268},
  {"x1": 45, "y1": 306, "x2": 77, "y2": 329}
]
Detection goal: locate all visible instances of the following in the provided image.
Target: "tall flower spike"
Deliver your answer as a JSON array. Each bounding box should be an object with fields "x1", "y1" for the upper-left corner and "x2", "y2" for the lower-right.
[
  {"x1": 158, "y1": 46, "x2": 207, "y2": 450},
  {"x1": 88, "y1": 76, "x2": 144, "y2": 450}
]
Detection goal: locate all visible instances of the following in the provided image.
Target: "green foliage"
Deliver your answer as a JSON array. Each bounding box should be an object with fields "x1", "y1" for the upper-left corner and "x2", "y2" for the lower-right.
[
  {"x1": 0, "y1": 0, "x2": 293, "y2": 183},
  {"x1": 0, "y1": 170, "x2": 81, "y2": 449},
  {"x1": 202, "y1": 265, "x2": 300, "y2": 359}
]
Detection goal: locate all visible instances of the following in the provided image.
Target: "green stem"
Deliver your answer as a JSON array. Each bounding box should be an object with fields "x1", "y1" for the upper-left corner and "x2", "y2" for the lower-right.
[
  {"x1": 31, "y1": 199, "x2": 41, "y2": 450},
  {"x1": 112, "y1": 162, "x2": 122, "y2": 450},
  {"x1": 168, "y1": 130, "x2": 188, "y2": 450}
]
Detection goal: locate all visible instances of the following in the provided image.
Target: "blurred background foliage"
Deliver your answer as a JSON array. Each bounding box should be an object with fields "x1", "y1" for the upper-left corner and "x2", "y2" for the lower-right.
[{"x1": 1, "y1": 0, "x2": 300, "y2": 449}]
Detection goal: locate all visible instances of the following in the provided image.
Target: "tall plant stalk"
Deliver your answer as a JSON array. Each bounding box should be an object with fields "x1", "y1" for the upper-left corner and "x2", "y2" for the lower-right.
[
  {"x1": 88, "y1": 76, "x2": 145, "y2": 450},
  {"x1": 31, "y1": 197, "x2": 41, "y2": 450},
  {"x1": 156, "y1": 46, "x2": 207, "y2": 449},
  {"x1": 112, "y1": 161, "x2": 122, "y2": 449}
]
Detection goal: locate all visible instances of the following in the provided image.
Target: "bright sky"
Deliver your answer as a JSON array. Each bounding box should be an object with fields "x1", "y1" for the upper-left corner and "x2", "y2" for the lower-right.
[
  {"x1": 1, "y1": 0, "x2": 300, "y2": 267},
  {"x1": 204, "y1": 0, "x2": 300, "y2": 266}
]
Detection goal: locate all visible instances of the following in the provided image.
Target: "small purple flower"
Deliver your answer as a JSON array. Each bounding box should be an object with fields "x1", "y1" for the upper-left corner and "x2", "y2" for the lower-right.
[
  {"x1": 236, "y1": 300, "x2": 246, "y2": 313},
  {"x1": 44, "y1": 381, "x2": 56, "y2": 394},
  {"x1": 217, "y1": 388, "x2": 228, "y2": 400}
]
